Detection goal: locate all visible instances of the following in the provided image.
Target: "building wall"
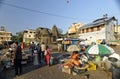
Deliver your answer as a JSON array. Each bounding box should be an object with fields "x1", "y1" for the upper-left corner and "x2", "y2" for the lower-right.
[
  {"x1": 68, "y1": 23, "x2": 84, "y2": 33},
  {"x1": 106, "y1": 20, "x2": 116, "y2": 40},
  {"x1": 78, "y1": 18, "x2": 117, "y2": 44},
  {"x1": 79, "y1": 27, "x2": 106, "y2": 43},
  {"x1": 41, "y1": 36, "x2": 51, "y2": 44},
  {"x1": 23, "y1": 28, "x2": 56, "y2": 44},
  {"x1": 114, "y1": 25, "x2": 120, "y2": 33},
  {"x1": 23, "y1": 29, "x2": 36, "y2": 43},
  {"x1": 0, "y1": 31, "x2": 12, "y2": 44}
]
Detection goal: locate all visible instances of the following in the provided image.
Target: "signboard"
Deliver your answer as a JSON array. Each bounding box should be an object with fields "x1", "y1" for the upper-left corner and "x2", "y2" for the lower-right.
[{"x1": 62, "y1": 40, "x2": 72, "y2": 44}]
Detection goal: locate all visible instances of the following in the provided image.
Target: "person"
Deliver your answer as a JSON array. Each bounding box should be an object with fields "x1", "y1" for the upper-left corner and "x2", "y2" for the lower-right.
[
  {"x1": 1, "y1": 52, "x2": 11, "y2": 70},
  {"x1": 21, "y1": 42, "x2": 25, "y2": 52},
  {"x1": 33, "y1": 47, "x2": 39, "y2": 65},
  {"x1": 36, "y1": 43, "x2": 42, "y2": 64},
  {"x1": 93, "y1": 55, "x2": 102, "y2": 68},
  {"x1": 101, "y1": 39, "x2": 106, "y2": 44},
  {"x1": 58, "y1": 43, "x2": 62, "y2": 53},
  {"x1": 80, "y1": 53, "x2": 88, "y2": 63},
  {"x1": 71, "y1": 51, "x2": 81, "y2": 66},
  {"x1": 44, "y1": 45, "x2": 51, "y2": 66},
  {"x1": 58, "y1": 43, "x2": 61, "y2": 52},
  {"x1": 80, "y1": 46, "x2": 86, "y2": 52},
  {"x1": 30, "y1": 42, "x2": 35, "y2": 57},
  {"x1": 13, "y1": 42, "x2": 22, "y2": 76},
  {"x1": 41, "y1": 42, "x2": 46, "y2": 60}
]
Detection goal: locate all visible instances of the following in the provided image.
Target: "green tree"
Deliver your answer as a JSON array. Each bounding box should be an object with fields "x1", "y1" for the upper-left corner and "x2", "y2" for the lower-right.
[
  {"x1": 11, "y1": 35, "x2": 19, "y2": 42},
  {"x1": 12, "y1": 31, "x2": 23, "y2": 42},
  {"x1": 57, "y1": 27, "x2": 63, "y2": 34}
]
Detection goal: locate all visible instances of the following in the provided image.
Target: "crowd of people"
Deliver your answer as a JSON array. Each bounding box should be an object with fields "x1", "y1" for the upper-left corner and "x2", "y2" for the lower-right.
[
  {"x1": 1, "y1": 40, "x2": 120, "y2": 79},
  {"x1": 0, "y1": 41, "x2": 52, "y2": 77}
]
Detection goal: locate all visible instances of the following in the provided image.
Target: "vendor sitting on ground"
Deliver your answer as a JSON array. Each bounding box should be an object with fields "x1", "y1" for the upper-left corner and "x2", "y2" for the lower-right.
[{"x1": 71, "y1": 51, "x2": 81, "y2": 67}]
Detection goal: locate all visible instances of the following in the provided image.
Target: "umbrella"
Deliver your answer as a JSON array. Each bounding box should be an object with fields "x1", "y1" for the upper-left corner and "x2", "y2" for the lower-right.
[
  {"x1": 108, "y1": 53, "x2": 120, "y2": 62},
  {"x1": 85, "y1": 44, "x2": 114, "y2": 55},
  {"x1": 67, "y1": 45, "x2": 80, "y2": 52}
]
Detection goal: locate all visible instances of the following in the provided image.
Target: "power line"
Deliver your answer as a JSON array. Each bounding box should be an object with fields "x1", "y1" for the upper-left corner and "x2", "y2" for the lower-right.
[{"x1": 0, "y1": 2, "x2": 80, "y2": 20}]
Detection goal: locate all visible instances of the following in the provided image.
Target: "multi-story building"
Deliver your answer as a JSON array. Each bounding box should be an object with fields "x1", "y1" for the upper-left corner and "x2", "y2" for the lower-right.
[
  {"x1": 23, "y1": 29, "x2": 36, "y2": 44},
  {"x1": 114, "y1": 25, "x2": 120, "y2": 40},
  {"x1": 67, "y1": 23, "x2": 84, "y2": 38},
  {"x1": 0, "y1": 26, "x2": 12, "y2": 44},
  {"x1": 78, "y1": 15, "x2": 117, "y2": 44}
]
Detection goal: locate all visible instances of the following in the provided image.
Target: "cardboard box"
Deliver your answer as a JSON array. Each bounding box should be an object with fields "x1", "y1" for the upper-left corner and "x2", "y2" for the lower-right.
[
  {"x1": 72, "y1": 71, "x2": 78, "y2": 75},
  {"x1": 62, "y1": 66, "x2": 73, "y2": 74}
]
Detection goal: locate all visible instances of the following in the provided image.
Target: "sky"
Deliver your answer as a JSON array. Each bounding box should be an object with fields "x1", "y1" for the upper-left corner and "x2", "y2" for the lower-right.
[{"x1": 0, "y1": 0, "x2": 120, "y2": 35}]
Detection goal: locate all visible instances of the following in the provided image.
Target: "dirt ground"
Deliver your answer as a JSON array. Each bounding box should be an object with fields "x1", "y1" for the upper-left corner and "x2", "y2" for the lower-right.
[
  {"x1": 13, "y1": 64, "x2": 110, "y2": 79},
  {"x1": 0, "y1": 45, "x2": 120, "y2": 79}
]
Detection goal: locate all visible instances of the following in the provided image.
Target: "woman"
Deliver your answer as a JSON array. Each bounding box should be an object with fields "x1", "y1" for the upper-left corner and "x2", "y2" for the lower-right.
[{"x1": 44, "y1": 46, "x2": 51, "y2": 66}]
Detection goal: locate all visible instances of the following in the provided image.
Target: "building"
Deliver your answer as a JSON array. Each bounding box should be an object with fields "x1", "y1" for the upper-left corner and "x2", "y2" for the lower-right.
[
  {"x1": 114, "y1": 25, "x2": 120, "y2": 40},
  {"x1": 0, "y1": 26, "x2": 12, "y2": 44},
  {"x1": 78, "y1": 15, "x2": 117, "y2": 44},
  {"x1": 67, "y1": 23, "x2": 84, "y2": 38},
  {"x1": 23, "y1": 26, "x2": 62, "y2": 44},
  {"x1": 23, "y1": 29, "x2": 36, "y2": 44}
]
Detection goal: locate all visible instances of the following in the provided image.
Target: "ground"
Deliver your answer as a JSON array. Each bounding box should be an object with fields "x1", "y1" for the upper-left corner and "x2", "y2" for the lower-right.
[
  {"x1": 13, "y1": 65, "x2": 110, "y2": 79},
  {"x1": 0, "y1": 45, "x2": 120, "y2": 79}
]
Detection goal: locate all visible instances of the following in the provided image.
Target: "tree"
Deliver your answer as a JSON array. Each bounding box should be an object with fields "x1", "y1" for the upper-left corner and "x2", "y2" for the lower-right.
[
  {"x1": 57, "y1": 27, "x2": 63, "y2": 34},
  {"x1": 12, "y1": 31, "x2": 23, "y2": 42},
  {"x1": 11, "y1": 35, "x2": 19, "y2": 42}
]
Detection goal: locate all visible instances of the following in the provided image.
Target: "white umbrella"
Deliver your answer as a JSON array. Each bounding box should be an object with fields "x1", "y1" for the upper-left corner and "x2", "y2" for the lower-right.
[
  {"x1": 67, "y1": 45, "x2": 80, "y2": 52},
  {"x1": 109, "y1": 53, "x2": 120, "y2": 61}
]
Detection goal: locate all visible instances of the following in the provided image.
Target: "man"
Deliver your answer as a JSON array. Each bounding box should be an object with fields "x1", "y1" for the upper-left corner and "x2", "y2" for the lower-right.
[
  {"x1": 36, "y1": 43, "x2": 41, "y2": 64},
  {"x1": 30, "y1": 42, "x2": 35, "y2": 57},
  {"x1": 41, "y1": 42, "x2": 46, "y2": 59},
  {"x1": 14, "y1": 42, "x2": 22, "y2": 76},
  {"x1": 30, "y1": 42, "x2": 35, "y2": 62}
]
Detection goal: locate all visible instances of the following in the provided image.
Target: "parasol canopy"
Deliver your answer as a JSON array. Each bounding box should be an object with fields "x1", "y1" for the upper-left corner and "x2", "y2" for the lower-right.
[
  {"x1": 85, "y1": 44, "x2": 114, "y2": 55},
  {"x1": 67, "y1": 45, "x2": 80, "y2": 52},
  {"x1": 108, "y1": 53, "x2": 120, "y2": 62}
]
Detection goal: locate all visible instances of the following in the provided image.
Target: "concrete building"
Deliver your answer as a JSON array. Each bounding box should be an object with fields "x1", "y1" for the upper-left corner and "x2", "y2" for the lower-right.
[
  {"x1": 0, "y1": 26, "x2": 12, "y2": 44},
  {"x1": 67, "y1": 23, "x2": 84, "y2": 38},
  {"x1": 78, "y1": 15, "x2": 117, "y2": 44},
  {"x1": 23, "y1": 29, "x2": 36, "y2": 44},
  {"x1": 114, "y1": 25, "x2": 120, "y2": 40}
]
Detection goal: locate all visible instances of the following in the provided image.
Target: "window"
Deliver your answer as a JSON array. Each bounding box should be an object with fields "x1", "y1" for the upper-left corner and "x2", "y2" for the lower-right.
[
  {"x1": 29, "y1": 35, "x2": 31, "y2": 37},
  {"x1": 91, "y1": 27, "x2": 94, "y2": 32},
  {"x1": 97, "y1": 26, "x2": 100, "y2": 31},
  {"x1": 86, "y1": 28, "x2": 89, "y2": 32}
]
